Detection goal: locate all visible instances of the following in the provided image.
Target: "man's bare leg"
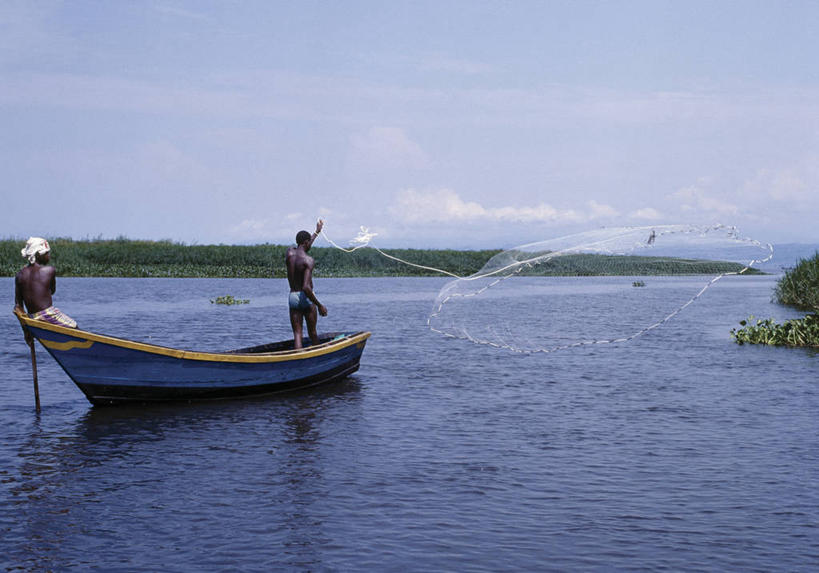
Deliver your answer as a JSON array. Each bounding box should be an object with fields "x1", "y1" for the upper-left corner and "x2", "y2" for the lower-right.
[
  {"x1": 305, "y1": 305, "x2": 319, "y2": 347},
  {"x1": 290, "y1": 308, "x2": 304, "y2": 349}
]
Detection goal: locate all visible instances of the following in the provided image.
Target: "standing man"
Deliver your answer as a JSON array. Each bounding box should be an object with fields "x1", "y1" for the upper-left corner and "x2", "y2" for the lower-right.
[
  {"x1": 285, "y1": 220, "x2": 327, "y2": 349},
  {"x1": 14, "y1": 237, "x2": 77, "y2": 328}
]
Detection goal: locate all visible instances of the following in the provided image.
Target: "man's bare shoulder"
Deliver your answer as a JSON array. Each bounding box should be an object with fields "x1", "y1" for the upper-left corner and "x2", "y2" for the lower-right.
[
  {"x1": 17, "y1": 265, "x2": 54, "y2": 281},
  {"x1": 15, "y1": 265, "x2": 32, "y2": 281},
  {"x1": 288, "y1": 248, "x2": 314, "y2": 263},
  {"x1": 34, "y1": 264, "x2": 55, "y2": 279}
]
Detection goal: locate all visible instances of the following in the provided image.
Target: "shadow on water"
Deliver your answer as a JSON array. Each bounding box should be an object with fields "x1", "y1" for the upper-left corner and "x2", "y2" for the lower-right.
[{"x1": 3, "y1": 377, "x2": 362, "y2": 571}]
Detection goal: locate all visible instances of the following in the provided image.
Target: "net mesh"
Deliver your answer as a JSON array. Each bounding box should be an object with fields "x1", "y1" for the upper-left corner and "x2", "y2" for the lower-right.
[
  {"x1": 322, "y1": 223, "x2": 772, "y2": 354},
  {"x1": 426, "y1": 224, "x2": 772, "y2": 353}
]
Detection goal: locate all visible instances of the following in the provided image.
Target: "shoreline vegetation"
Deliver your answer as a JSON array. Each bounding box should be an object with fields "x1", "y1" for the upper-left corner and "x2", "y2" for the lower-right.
[
  {"x1": 1, "y1": 238, "x2": 761, "y2": 279},
  {"x1": 732, "y1": 252, "x2": 819, "y2": 348},
  {"x1": 1, "y1": 238, "x2": 499, "y2": 278}
]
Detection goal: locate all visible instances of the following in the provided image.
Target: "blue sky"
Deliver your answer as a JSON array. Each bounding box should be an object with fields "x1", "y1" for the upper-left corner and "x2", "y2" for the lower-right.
[{"x1": 2, "y1": 1, "x2": 818, "y2": 248}]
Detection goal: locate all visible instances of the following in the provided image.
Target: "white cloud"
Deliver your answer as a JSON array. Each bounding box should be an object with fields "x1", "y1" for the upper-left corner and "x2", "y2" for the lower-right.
[
  {"x1": 227, "y1": 218, "x2": 273, "y2": 240},
  {"x1": 742, "y1": 166, "x2": 814, "y2": 202},
  {"x1": 390, "y1": 189, "x2": 618, "y2": 224},
  {"x1": 588, "y1": 200, "x2": 620, "y2": 219},
  {"x1": 348, "y1": 126, "x2": 430, "y2": 170},
  {"x1": 768, "y1": 170, "x2": 809, "y2": 201},
  {"x1": 393, "y1": 189, "x2": 484, "y2": 222},
  {"x1": 227, "y1": 209, "x2": 339, "y2": 243},
  {"x1": 492, "y1": 203, "x2": 579, "y2": 223},
  {"x1": 631, "y1": 207, "x2": 663, "y2": 220},
  {"x1": 670, "y1": 180, "x2": 739, "y2": 216}
]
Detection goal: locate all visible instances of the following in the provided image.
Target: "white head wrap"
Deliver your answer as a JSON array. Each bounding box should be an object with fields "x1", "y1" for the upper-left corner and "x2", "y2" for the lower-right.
[{"x1": 21, "y1": 237, "x2": 50, "y2": 264}]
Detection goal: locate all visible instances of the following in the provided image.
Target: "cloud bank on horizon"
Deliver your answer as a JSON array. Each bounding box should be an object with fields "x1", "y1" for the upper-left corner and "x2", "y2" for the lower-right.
[{"x1": 2, "y1": 1, "x2": 818, "y2": 248}]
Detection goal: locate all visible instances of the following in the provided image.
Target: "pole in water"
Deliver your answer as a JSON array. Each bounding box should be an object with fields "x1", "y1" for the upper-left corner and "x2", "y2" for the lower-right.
[
  {"x1": 28, "y1": 339, "x2": 40, "y2": 413},
  {"x1": 14, "y1": 310, "x2": 42, "y2": 413}
]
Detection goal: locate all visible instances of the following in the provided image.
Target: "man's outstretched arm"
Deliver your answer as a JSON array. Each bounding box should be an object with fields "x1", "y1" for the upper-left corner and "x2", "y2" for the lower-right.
[{"x1": 305, "y1": 219, "x2": 324, "y2": 249}]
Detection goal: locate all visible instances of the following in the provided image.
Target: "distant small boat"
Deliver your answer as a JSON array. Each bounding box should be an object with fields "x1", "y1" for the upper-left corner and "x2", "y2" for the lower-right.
[{"x1": 14, "y1": 310, "x2": 370, "y2": 406}]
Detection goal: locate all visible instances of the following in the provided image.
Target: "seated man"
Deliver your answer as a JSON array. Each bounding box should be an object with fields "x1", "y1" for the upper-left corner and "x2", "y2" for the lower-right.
[{"x1": 14, "y1": 237, "x2": 77, "y2": 328}]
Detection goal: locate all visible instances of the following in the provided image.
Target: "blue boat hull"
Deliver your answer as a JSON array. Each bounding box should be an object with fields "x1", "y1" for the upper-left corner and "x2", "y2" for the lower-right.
[
  {"x1": 16, "y1": 311, "x2": 370, "y2": 406},
  {"x1": 75, "y1": 360, "x2": 362, "y2": 404}
]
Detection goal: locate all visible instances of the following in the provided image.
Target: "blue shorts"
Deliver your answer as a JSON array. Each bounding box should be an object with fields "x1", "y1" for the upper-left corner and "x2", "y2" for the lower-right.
[{"x1": 288, "y1": 291, "x2": 313, "y2": 312}]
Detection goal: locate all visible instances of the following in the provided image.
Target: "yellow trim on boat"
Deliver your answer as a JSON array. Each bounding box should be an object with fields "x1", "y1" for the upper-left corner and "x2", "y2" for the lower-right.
[
  {"x1": 14, "y1": 310, "x2": 370, "y2": 363},
  {"x1": 40, "y1": 338, "x2": 95, "y2": 351}
]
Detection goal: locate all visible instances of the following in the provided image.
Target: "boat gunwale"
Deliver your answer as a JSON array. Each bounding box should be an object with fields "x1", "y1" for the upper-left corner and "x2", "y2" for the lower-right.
[{"x1": 14, "y1": 310, "x2": 370, "y2": 364}]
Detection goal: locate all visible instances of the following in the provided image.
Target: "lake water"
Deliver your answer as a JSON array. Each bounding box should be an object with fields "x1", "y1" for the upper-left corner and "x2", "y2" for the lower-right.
[{"x1": 1, "y1": 276, "x2": 817, "y2": 572}]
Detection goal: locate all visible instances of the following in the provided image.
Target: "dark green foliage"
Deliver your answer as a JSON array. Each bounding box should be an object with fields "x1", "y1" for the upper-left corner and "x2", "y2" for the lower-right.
[
  {"x1": 211, "y1": 295, "x2": 250, "y2": 305},
  {"x1": 312, "y1": 247, "x2": 500, "y2": 277},
  {"x1": 775, "y1": 251, "x2": 819, "y2": 311},
  {"x1": 0, "y1": 238, "x2": 762, "y2": 279},
  {"x1": 1, "y1": 238, "x2": 283, "y2": 277},
  {"x1": 731, "y1": 314, "x2": 819, "y2": 347},
  {"x1": 515, "y1": 253, "x2": 758, "y2": 276},
  {"x1": 0, "y1": 238, "x2": 497, "y2": 278},
  {"x1": 733, "y1": 253, "x2": 819, "y2": 348}
]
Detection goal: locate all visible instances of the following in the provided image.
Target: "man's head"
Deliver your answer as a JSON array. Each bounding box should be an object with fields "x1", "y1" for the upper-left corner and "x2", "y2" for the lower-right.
[
  {"x1": 21, "y1": 237, "x2": 50, "y2": 264},
  {"x1": 296, "y1": 230, "x2": 312, "y2": 247}
]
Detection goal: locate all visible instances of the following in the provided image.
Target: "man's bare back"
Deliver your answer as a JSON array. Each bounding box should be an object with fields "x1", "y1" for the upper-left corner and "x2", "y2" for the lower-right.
[
  {"x1": 286, "y1": 246, "x2": 315, "y2": 293},
  {"x1": 15, "y1": 257, "x2": 55, "y2": 315},
  {"x1": 285, "y1": 220, "x2": 327, "y2": 349},
  {"x1": 14, "y1": 237, "x2": 77, "y2": 330}
]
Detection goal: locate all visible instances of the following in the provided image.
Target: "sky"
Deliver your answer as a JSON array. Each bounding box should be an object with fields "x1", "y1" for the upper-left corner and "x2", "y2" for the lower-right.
[{"x1": 2, "y1": 0, "x2": 818, "y2": 249}]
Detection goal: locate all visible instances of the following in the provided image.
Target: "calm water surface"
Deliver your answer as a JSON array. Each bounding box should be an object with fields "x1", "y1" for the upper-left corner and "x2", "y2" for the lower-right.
[{"x1": 1, "y1": 276, "x2": 817, "y2": 572}]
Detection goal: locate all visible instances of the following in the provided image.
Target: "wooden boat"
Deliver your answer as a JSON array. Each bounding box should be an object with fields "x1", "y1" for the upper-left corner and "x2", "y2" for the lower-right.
[{"x1": 14, "y1": 309, "x2": 371, "y2": 406}]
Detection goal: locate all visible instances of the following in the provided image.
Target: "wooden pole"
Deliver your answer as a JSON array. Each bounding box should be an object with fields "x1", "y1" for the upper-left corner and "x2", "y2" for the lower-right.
[
  {"x1": 28, "y1": 338, "x2": 41, "y2": 413},
  {"x1": 14, "y1": 309, "x2": 41, "y2": 413}
]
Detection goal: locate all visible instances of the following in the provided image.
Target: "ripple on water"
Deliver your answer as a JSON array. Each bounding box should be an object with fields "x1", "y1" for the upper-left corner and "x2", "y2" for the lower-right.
[{"x1": 0, "y1": 276, "x2": 817, "y2": 571}]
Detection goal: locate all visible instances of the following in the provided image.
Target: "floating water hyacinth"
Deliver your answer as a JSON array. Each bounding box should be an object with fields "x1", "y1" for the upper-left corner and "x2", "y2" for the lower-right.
[
  {"x1": 211, "y1": 295, "x2": 250, "y2": 305},
  {"x1": 731, "y1": 314, "x2": 819, "y2": 347},
  {"x1": 731, "y1": 253, "x2": 819, "y2": 348}
]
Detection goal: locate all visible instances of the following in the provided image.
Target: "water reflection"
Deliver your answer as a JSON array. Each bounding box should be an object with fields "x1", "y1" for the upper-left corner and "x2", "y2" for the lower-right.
[{"x1": 4, "y1": 379, "x2": 362, "y2": 570}]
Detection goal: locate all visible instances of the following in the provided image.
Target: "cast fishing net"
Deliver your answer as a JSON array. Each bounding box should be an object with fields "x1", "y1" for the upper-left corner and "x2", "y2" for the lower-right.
[{"x1": 324, "y1": 224, "x2": 772, "y2": 353}]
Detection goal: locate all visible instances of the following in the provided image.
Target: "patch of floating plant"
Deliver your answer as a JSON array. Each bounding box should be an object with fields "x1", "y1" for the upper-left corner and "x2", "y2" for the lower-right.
[
  {"x1": 211, "y1": 295, "x2": 250, "y2": 305},
  {"x1": 731, "y1": 314, "x2": 819, "y2": 347}
]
